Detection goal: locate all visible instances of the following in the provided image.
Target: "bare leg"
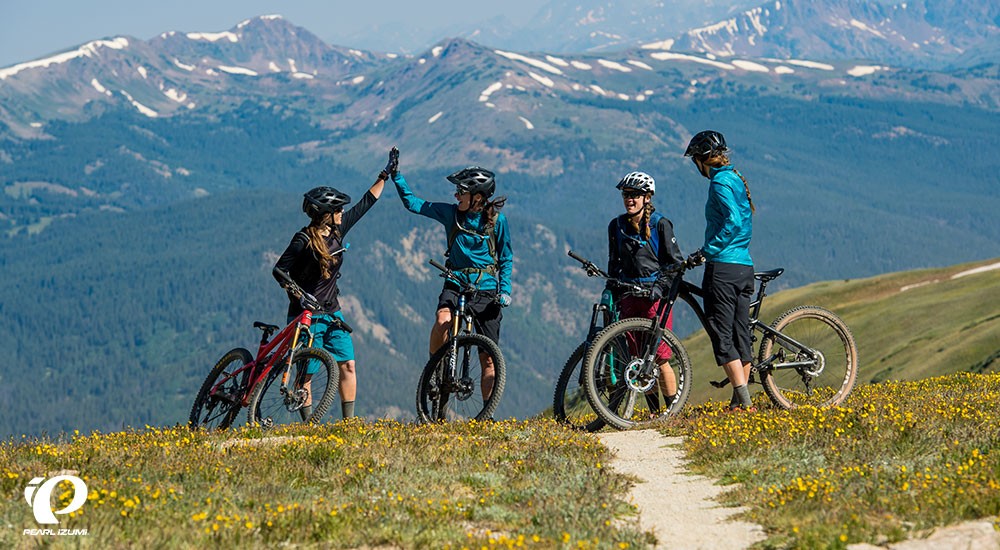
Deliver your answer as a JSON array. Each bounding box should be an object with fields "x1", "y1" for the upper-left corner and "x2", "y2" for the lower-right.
[
  {"x1": 430, "y1": 308, "x2": 451, "y2": 356},
  {"x1": 479, "y1": 352, "x2": 495, "y2": 401},
  {"x1": 339, "y1": 360, "x2": 356, "y2": 402}
]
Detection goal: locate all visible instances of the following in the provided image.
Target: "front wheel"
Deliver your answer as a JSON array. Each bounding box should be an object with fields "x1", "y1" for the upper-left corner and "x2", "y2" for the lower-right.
[
  {"x1": 416, "y1": 333, "x2": 506, "y2": 423},
  {"x1": 553, "y1": 342, "x2": 605, "y2": 432},
  {"x1": 758, "y1": 306, "x2": 858, "y2": 409},
  {"x1": 189, "y1": 348, "x2": 254, "y2": 430},
  {"x1": 583, "y1": 318, "x2": 692, "y2": 431},
  {"x1": 247, "y1": 347, "x2": 338, "y2": 428}
]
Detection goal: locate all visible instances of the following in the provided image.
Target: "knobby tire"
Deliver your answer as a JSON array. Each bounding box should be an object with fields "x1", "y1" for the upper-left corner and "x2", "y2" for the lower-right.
[
  {"x1": 189, "y1": 348, "x2": 253, "y2": 430},
  {"x1": 416, "y1": 333, "x2": 505, "y2": 423}
]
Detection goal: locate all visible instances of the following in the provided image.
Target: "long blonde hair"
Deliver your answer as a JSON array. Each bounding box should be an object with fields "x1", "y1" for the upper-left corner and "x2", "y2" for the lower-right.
[
  {"x1": 304, "y1": 212, "x2": 341, "y2": 279},
  {"x1": 703, "y1": 153, "x2": 755, "y2": 214}
]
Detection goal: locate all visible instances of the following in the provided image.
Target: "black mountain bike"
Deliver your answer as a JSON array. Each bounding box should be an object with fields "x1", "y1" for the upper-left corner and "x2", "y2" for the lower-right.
[
  {"x1": 416, "y1": 259, "x2": 507, "y2": 422},
  {"x1": 583, "y1": 260, "x2": 859, "y2": 430},
  {"x1": 552, "y1": 251, "x2": 650, "y2": 432}
]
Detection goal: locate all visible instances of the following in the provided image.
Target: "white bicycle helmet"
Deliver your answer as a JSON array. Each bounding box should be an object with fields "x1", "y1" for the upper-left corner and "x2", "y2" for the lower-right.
[{"x1": 616, "y1": 171, "x2": 655, "y2": 195}]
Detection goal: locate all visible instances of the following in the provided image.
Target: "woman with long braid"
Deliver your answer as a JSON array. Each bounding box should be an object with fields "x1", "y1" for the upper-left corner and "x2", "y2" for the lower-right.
[
  {"x1": 683, "y1": 130, "x2": 757, "y2": 411},
  {"x1": 606, "y1": 171, "x2": 685, "y2": 414}
]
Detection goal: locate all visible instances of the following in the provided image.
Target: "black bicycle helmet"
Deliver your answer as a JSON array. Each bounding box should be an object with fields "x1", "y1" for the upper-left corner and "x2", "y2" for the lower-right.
[
  {"x1": 447, "y1": 166, "x2": 495, "y2": 198},
  {"x1": 684, "y1": 130, "x2": 728, "y2": 158},
  {"x1": 616, "y1": 171, "x2": 656, "y2": 195},
  {"x1": 302, "y1": 186, "x2": 351, "y2": 217}
]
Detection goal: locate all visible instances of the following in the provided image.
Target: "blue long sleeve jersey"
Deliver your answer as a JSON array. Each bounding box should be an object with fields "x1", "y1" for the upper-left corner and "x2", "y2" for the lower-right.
[
  {"x1": 702, "y1": 165, "x2": 753, "y2": 266},
  {"x1": 392, "y1": 172, "x2": 513, "y2": 295}
]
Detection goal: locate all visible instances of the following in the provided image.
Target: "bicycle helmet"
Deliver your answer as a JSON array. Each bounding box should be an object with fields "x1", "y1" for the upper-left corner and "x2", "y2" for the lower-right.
[
  {"x1": 616, "y1": 171, "x2": 655, "y2": 195},
  {"x1": 447, "y1": 166, "x2": 495, "y2": 198},
  {"x1": 684, "y1": 130, "x2": 728, "y2": 158},
  {"x1": 302, "y1": 186, "x2": 351, "y2": 217}
]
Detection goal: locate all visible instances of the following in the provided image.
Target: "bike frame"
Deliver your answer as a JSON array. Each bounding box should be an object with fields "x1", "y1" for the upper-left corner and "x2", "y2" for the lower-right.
[
  {"x1": 638, "y1": 266, "x2": 819, "y2": 381},
  {"x1": 209, "y1": 309, "x2": 316, "y2": 407}
]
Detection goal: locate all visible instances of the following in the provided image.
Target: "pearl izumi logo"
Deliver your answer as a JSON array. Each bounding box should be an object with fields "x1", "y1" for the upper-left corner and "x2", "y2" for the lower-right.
[{"x1": 22, "y1": 475, "x2": 89, "y2": 536}]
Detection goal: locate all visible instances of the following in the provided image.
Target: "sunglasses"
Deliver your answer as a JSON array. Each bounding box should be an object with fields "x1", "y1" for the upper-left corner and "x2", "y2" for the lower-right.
[
  {"x1": 621, "y1": 190, "x2": 644, "y2": 199},
  {"x1": 332, "y1": 207, "x2": 344, "y2": 214}
]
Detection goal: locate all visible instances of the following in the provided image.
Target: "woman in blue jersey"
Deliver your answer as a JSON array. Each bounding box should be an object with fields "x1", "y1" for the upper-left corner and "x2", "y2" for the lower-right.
[
  {"x1": 684, "y1": 130, "x2": 757, "y2": 411},
  {"x1": 272, "y1": 151, "x2": 392, "y2": 419},
  {"x1": 390, "y1": 153, "x2": 513, "y2": 401}
]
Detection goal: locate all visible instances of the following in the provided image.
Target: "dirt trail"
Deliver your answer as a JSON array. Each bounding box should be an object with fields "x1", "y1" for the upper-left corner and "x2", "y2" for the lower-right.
[
  {"x1": 597, "y1": 430, "x2": 1000, "y2": 549},
  {"x1": 596, "y1": 430, "x2": 765, "y2": 549}
]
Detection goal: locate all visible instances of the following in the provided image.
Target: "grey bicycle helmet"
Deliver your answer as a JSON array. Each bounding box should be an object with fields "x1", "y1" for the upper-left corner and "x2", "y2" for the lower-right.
[
  {"x1": 616, "y1": 171, "x2": 655, "y2": 195},
  {"x1": 447, "y1": 166, "x2": 496, "y2": 198},
  {"x1": 684, "y1": 130, "x2": 728, "y2": 158},
  {"x1": 302, "y1": 186, "x2": 351, "y2": 217}
]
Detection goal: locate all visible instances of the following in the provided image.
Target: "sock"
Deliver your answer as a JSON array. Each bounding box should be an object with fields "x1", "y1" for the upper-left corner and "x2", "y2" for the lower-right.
[
  {"x1": 730, "y1": 389, "x2": 740, "y2": 408},
  {"x1": 734, "y1": 384, "x2": 752, "y2": 409},
  {"x1": 341, "y1": 400, "x2": 355, "y2": 419},
  {"x1": 664, "y1": 394, "x2": 677, "y2": 412},
  {"x1": 299, "y1": 404, "x2": 313, "y2": 421}
]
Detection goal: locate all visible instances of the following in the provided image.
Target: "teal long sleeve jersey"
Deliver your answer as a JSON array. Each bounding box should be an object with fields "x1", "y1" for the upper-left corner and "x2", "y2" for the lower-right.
[
  {"x1": 392, "y1": 172, "x2": 513, "y2": 295},
  {"x1": 702, "y1": 165, "x2": 753, "y2": 266}
]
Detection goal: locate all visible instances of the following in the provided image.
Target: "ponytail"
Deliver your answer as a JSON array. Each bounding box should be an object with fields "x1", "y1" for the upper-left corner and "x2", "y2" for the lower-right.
[{"x1": 733, "y1": 169, "x2": 755, "y2": 214}]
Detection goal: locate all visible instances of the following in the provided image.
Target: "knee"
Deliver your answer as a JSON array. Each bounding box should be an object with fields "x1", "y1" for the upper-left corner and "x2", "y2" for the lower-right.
[
  {"x1": 434, "y1": 311, "x2": 452, "y2": 330},
  {"x1": 340, "y1": 360, "x2": 356, "y2": 375}
]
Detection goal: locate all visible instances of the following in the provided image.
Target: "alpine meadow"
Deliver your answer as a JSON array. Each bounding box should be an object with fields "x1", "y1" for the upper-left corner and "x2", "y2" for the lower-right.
[{"x1": 1, "y1": 0, "x2": 997, "y2": 439}]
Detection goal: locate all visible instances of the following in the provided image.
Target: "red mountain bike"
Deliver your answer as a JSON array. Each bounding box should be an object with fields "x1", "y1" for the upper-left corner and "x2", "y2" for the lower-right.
[{"x1": 188, "y1": 269, "x2": 343, "y2": 430}]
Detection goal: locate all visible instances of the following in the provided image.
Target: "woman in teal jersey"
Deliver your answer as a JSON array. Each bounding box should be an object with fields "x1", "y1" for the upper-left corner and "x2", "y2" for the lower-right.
[
  {"x1": 684, "y1": 130, "x2": 757, "y2": 411},
  {"x1": 390, "y1": 152, "x2": 513, "y2": 401}
]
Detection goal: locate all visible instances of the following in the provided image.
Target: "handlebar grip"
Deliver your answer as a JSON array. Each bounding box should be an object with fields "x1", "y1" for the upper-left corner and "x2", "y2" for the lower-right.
[
  {"x1": 567, "y1": 250, "x2": 587, "y2": 264},
  {"x1": 429, "y1": 259, "x2": 448, "y2": 273}
]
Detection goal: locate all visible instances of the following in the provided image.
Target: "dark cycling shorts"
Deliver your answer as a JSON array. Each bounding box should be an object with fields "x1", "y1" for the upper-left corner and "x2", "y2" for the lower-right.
[
  {"x1": 437, "y1": 285, "x2": 503, "y2": 345},
  {"x1": 703, "y1": 261, "x2": 754, "y2": 365}
]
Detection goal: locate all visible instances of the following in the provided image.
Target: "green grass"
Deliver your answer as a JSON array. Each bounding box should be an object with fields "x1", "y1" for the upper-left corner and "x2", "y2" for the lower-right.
[
  {"x1": 664, "y1": 372, "x2": 1000, "y2": 549},
  {"x1": 1, "y1": 419, "x2": 651, "y2": 549}
]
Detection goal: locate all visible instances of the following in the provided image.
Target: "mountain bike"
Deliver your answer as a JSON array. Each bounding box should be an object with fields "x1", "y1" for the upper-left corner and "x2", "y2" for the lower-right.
[
  {"x1": 188, "y1": 268, "x2": 343, "y2": 430},
  {"x1": 416, "y1": 259, "x2": 506, "y2": 423},
  {"x1": 552, "y1": 250, "x2": 651, "y2": 432},
  {"x1": 583, "y1": 260, "x2": 859, "y2": 429}
]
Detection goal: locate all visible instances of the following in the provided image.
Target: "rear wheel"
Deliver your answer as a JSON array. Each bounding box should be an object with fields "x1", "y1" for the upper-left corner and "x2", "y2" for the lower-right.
[
  {"x1": 247, "y1": 347, "x2": 338, "y2": 428},
  {"x1": 583, "y1": 318, "x2": 692, "y2": 430},
  {"x1": 553, "y1": 342, "x2": 605, "y2": 432},
  {"x1": 758, "y1": 306, "x2": 858, "y2": 409},
  {"x1": 189, "y1": 348, "x2": 253, "y2": 430},
  {"x1": 416, "y1": 334, "x2": 505, "y2": 423}
]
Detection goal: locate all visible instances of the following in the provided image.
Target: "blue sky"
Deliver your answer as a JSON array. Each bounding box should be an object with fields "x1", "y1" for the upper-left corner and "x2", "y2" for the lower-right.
[{"x1": 0, "y1": 0, "x2": 543, "y2": 68}]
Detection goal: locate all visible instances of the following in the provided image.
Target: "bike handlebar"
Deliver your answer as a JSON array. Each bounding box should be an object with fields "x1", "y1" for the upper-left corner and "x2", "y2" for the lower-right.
[
  {"x1": 428, "y1": 259, "x2": 481, "y2": 296},
  {"x1": 273, "y1": 268, "x2": 322, "y2": 311},
  {"x1": 566, "y1": 250, "x2": 649, "y2": 297}
]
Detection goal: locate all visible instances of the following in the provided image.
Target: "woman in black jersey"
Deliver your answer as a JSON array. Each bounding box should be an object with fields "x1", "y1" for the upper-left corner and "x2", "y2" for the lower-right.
[
  {"x1": 607, "y1": 171, "x2": 686, "y2": 414},
  {"x1": 272, "y1": 149, "x2": 394, "y2": 419}
]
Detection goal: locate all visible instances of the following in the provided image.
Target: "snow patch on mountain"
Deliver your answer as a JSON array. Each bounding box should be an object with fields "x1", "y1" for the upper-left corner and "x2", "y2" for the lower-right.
[
  {"x1": 479, "y1": 81, "x2": 503, "y2": 102},
  {"x1": 173, "y1": 58, "x2": 195, "y2": 71},
  {"x1": 847, "y1": 65, "x2": 888, "y2": 77},
  {"x1": 518, "y1": 116, "x2": 534, "y2": 130},
  {"x1": 218, "y1": 65, "x2": 258, "y2": 76},
  {"x1": 785, "y1": 59, "x2": 835, "y2": 71},
  {"x1": 529, "y1": 72, "x2": 555, "y2": 87},
  {"x1": 649, "y1": 52, "x2": 734, "y2": 70},
  {"x1": 0, "y1": 38, "x2": 129, "y2": 79},
  {"x1": 598, "y1": 59, "x2": 631, "y2": 72},
  {"x1": 570, "y1": 60, "x2": 592, "y2": 70},
  {"x1": 732, "y1": 59, "x2": 769, "y2": 72},
  {"x1": 119, "y1": 90, "x2": 157, "y2": 117},
  {"x1": 90, "y1": 79, "x2": 111, "y2": 96},
  {"x1": 428, "y1": 111, "x2": 443, "y2": 124},
  {"x1": 186, "y1": 31, "x2": 238, "y2": 43},
  {"x1": 494, "y1": 50, "x2": 564, "y2": 75}
]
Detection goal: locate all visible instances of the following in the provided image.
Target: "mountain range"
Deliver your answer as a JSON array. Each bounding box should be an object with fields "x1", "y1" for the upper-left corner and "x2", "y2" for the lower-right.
[{"x1": 0, "y1": 2, "x2": 998, "y2": 437}]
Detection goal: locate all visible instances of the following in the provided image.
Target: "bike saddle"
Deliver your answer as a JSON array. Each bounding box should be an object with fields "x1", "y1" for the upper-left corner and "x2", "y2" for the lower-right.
[
  {"x1": 754, "y1": 268, "x2": 784, "y2": 282},
  {"x1": 253, "y1": 321, "x2": 280, "y2": 333}
]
